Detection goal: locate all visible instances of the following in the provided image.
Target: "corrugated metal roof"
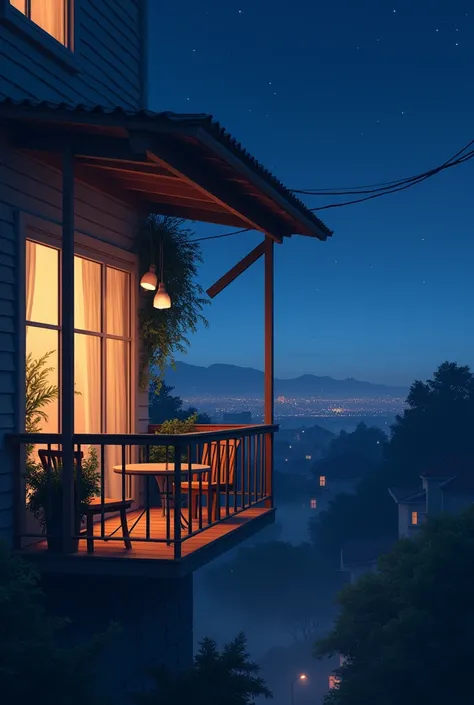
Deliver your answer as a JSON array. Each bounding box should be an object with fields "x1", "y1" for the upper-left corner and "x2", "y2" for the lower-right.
[{"x1": 0, "y1": 98, "x2": 332, "y2": 239}]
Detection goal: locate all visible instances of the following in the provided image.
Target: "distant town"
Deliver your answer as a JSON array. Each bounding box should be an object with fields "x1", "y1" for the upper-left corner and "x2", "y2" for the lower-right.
[{"x1": 182, "y1": 393, "x2": 406, "y2": 430}]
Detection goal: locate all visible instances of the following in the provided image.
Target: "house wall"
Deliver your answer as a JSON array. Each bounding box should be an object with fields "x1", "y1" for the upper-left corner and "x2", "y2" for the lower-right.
[
  {"x1": 42, "y1": 572, "x2": 194, "y2": 701},
  {"x1": 0, "y1": 0, "x2": 146, "y2": 109},
  {"x1": 0, "y1": 136, "x2": 145, "y2": 543},
  {"x1": 398, "y1": 501, "x2": 425, "y2": 538}
]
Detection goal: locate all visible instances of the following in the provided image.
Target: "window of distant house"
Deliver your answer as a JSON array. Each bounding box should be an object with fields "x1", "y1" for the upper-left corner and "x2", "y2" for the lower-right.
[
  {"x1": 310, "y1": 498, "x2": 317, "y2": 509},
  {"x1": 411, "y1": 511, "x2": 418, "y2": 525},
  {"x1": 306, "y1": 454, "x2": 312, "y2": 460},
  {"x1": 319, "y1": 476, "x2": 326, "y2": 487},
  {"x1": 9, "y1": 0, "x2": 69, "y2": 46}
]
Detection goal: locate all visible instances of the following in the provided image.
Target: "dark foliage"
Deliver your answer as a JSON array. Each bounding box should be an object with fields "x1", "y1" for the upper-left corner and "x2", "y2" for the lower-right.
[
  {"x1": 0, "y1": 543, "x2": 103, "y2": 705},
  {"x1": 136, "y1": 632, "x2": 271, "y2": 705},
  {"x1": 149, "y1": 382, "x2": 211, "y2": 424},
  {"x1": 315, "y1": 507, "x2": 474, "y2": 705}
]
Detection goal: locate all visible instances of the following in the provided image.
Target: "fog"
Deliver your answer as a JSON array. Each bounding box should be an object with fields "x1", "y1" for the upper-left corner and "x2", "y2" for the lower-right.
[{"x1": 193, "y1": 491, "x2": 342, "y2": 705}]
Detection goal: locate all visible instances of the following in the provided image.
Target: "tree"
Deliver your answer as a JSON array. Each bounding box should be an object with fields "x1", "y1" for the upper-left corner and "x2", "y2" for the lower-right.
[
  {"x1": 149, "y1": 382, "x2": 211, "y2": 424},
  {"x1": 387, "y1": 361, "x2": 474, "y2": 483},
  {"x1": 324, "y1": 423, "x2": 387, "y2": 464},
  {"x1": 137, "y1": 633, "x2": 271, "y2": 705},
  {"x1": 0, "y1": 543, "x2": 102, "y2": 705},
  {"x1": 314, "y1": 507, "x2": 474, "y2": 705}
]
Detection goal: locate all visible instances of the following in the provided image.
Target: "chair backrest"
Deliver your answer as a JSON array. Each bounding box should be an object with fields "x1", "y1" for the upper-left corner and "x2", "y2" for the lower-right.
[
  {"x1": 201, "y1": 439, "x2": 240, "y2": 487},
  {"x1": 38, "y1": 449, "x2": 84, "y2": 474}
]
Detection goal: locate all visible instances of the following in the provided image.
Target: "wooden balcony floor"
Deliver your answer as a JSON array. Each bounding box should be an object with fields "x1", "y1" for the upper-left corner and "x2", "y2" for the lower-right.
[{"x1": 21, "y1": 506, "x2": 275, "y2": 576}]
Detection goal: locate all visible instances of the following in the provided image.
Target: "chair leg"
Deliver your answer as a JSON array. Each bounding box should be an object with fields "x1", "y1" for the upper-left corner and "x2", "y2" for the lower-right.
[
  {"x1": 86, "y1": 512, "x2": 94, "y2": 554},
  {"x1": 120, "y1": 507, "x2": 132, "y2": 550},
  {"x1": 212, "y1": 493, "x2": 218, "y2": 522}
]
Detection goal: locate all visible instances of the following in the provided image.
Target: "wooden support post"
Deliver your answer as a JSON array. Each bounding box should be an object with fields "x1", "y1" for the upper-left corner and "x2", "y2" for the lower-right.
[
  {"x1": 264, "y1": 236, "x2": 274, "y2": 508},
  {"x1": 61, "y1": 148, "x2": 76, "y2": 553}
]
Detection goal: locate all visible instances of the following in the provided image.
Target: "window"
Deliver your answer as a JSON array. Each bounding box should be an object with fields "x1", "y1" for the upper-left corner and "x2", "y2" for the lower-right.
[
  {"x1": 306, "y1": 454, "x2": 312, "y2": 460},
  {"x1": 10, "y1": 0, "x2": 69, "y2": 46},
  {"x1": 319, "y1": 475, "x2": 326, "y2": 487},
  {"x1": 411, "y1": 511, "x2": 418, "y2": 526},
  {"x1": 310, "y1": 498, "x2": 317, "y2": 509},
  {"x1": 26, "y1": 240, "x2": 134, "y2": 498}
]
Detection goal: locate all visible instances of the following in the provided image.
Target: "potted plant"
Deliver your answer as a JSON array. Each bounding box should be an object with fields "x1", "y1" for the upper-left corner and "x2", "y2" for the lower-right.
[
  {"x1": 149, "y1": 412, "x2": 199, "y2": 463},
  {"x1": 26, "y1": 448, "x2": 100, "y2": 551},
  {"x1": 24, "y1": 351, "x2": 100, "y2": 551}
]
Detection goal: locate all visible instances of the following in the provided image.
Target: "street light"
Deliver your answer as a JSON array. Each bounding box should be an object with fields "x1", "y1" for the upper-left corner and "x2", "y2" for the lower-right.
[{"x1": 291, "y1": 673, "x2": 307, "y2": 705}]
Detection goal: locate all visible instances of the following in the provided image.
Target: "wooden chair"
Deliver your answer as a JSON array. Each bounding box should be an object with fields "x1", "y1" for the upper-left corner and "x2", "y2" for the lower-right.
[
  {"x1": 38, "y1": 449, "x2": 132, "y2": 554},
  {"x1": 181, "y1": 439, "x2": 240, "y2": 521}
]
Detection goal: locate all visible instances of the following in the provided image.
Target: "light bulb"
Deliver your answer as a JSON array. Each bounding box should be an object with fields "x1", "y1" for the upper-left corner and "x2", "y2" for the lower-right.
[
  {"x1": 140, "y1": 264, "x2": 157, "y2": 291},
  {"x1": 153, "y1": 282, "x2": 171, "y2": 309}
]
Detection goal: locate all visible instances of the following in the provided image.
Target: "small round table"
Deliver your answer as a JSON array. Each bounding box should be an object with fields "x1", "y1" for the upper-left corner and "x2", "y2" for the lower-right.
[{"x1": 113, "y1": 463, "x2": 210, "y2": 534}]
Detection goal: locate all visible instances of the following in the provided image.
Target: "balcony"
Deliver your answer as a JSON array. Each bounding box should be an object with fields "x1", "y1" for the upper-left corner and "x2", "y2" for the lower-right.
[{"x1": 8, "y1": 424, "x2": 276, "y2": 577}]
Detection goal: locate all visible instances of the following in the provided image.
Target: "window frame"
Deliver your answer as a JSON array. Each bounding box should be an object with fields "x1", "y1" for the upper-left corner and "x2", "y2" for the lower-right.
[
  {"x1": 0, "y1": 0, "x2": 79, "y2": 73},
  {"x1": 18, "y1": 212, "x2": 138, "y2": 439}
]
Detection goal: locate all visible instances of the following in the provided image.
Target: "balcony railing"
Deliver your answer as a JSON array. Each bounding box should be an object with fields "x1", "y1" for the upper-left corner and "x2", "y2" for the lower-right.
[{"x1": 8, "y1": 424, "x2": 276, "y2": 561}]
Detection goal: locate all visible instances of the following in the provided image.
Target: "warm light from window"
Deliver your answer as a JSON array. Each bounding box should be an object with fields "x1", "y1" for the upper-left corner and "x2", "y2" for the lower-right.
[
  {"x1": 10, "y1": 0, "x2": 68, "y2": 46},
  {"x1": 319, "y1": 476, "x2": 326, "y2": 487},
  {"x1": 411, "y1": 511, "x2": 418, "y2": 525},
  {"x1": 310, "y1": 498, "x2": 317, "y2": 509},
  {"x1": 329, "y1": 675, "x2": 340, "y2": 689}
]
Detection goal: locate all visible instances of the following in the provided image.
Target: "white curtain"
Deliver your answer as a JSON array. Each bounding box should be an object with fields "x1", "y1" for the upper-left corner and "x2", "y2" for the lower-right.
[
  {"x1": 10, "y1": 1, "x2": 26, "y2": 13},
  {"x1": 25, "y1": 240, "x2": 36, "y2": 322},
  {"x1": 74, "y1": 257, "x2": 101, "y2": 436},
  {"x1": 30, "y1": 0, "x2": 66, "y2": 44},
  {"x1": 105, "y1": 268, "x2": 130, "y2": 499}
]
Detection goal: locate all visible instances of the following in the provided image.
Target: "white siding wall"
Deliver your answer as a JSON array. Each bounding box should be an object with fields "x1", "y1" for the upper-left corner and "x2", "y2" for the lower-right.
[
  {"x1": 0, "y1": 0, "x2": 145, "y2": 108},
  {"x1": 0, "y1": 137, "x2": 144, "y2": 542}
]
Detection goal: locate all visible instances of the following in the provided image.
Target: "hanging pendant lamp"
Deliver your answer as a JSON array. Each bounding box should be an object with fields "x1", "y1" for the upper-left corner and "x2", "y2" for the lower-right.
[
  {"x1": 153, "y1": 236, "x2": 172, "y2": 309},
  {"x1": 140, "y1": 226, "x2": 158, "y2": 290}
]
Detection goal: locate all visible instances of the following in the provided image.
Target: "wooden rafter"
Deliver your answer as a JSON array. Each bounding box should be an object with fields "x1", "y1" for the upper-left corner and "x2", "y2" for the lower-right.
[
  {"x1": 206, "y1": 241, "x2": 266, "y2": 299},
  {"x1": 147, "y1": 140, "x2": 286, "y2": 243}
]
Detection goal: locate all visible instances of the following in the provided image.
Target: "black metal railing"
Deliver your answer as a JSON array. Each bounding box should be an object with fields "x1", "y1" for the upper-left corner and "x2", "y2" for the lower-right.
[{"x1": 8, "y1": 424, "x2": 277, "y2": 560}]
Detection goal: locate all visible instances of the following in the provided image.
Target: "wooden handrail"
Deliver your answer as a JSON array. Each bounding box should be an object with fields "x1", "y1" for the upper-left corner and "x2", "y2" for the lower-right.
[{"x1": 7, "y1": 424, "x2": 279, "y2": 446}]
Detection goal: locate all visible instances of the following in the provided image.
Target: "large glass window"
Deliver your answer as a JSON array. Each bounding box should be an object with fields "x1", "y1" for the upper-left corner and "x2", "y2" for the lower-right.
[
  {"x1": 10, "y1": 0, "x2": 69, "y2": 46},
  {"x1": 26, "y1": 240, "x2": 133, "y2": 498}
]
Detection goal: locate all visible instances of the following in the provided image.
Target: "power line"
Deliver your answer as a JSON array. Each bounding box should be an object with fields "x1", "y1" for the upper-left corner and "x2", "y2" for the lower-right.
[
  {"x1": 295, "y1": 137, "x2": 474, "y2": 196},
  {"x1": 188, "y1": 137, "x2": 474, "y2": 242},
  {"x1": 311, "y1": 149, "x2": 474, "y2": 211}
]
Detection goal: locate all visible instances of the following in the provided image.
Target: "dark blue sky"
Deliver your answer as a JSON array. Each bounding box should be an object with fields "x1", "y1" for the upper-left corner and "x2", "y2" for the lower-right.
[{"x1": 149, "y1": 0, "x2": 474, "y2": 386}]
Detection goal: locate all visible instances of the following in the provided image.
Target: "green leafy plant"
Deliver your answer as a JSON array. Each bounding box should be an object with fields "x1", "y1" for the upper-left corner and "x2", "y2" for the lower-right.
[
  {"x1": 149, "y1": 412, "x2": 198, "y2": 463},
  {"x1": 24, "y1": 351, "x2": 99, "y2": 546},
  {"x1": 136, "y1": 216, "x2": 209, "y2": 392},
  {"x1": 26, "y1": 448, "x2": 100, "y2": 532}
]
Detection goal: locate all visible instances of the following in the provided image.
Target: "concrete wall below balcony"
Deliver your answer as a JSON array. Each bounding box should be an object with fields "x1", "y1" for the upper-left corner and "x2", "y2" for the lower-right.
[{"x1": 42, "y1": 572, "x2": 193, "y2": 701}]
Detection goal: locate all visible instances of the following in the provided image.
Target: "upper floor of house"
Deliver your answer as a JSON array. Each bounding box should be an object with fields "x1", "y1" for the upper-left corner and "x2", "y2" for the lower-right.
[
  {"x1": 0, "y1": 0, "x2": 147, "y2": 109},
  {"x1": 389, "y1": 459, "x2": 474, "y2": 539}
]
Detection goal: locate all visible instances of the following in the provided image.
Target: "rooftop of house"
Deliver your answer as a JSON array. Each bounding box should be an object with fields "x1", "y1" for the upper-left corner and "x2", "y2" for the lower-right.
[{"x1": 0, "y1": 98, "x2": 332, "y2": 241}]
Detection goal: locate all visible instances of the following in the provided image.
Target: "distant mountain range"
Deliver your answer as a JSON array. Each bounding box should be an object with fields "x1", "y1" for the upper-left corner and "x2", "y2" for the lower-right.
[{"x1": 165, "y1": 362, "x2": 408, "y2": 399}]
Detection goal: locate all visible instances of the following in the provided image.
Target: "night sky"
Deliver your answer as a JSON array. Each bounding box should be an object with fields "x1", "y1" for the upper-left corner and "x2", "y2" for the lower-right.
[{"x1": 149, "y1": 0, "x2": 474, "y2": 386}]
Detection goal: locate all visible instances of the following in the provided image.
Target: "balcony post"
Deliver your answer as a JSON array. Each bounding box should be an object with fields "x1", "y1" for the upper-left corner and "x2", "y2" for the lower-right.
[
  {"x1": 61, "y1": 148, "x2": 76, "y2": 553},
  {"x1": 173, "y1": 442, "x2": 182, "y2": 559},
  {"x1": 264, "y1": 236, "x2": 274, "y2": 507}
]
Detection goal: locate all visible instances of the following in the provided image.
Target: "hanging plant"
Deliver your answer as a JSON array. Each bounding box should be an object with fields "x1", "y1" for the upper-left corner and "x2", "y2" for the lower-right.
[{"x1": 136, "y1": 216, "x2": 210, "y2": 392}]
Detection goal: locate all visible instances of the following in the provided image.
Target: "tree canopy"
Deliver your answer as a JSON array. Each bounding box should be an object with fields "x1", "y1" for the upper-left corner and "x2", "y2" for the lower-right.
[
  {"x1": 310, "y1": 362, "x2": 474, "y2": 562},
  {"x1": 387, "y1": 361, "x2": 474, "y2": 482},
  {"x1": 137, "y1": 633, "x2": 271, "y2": 705},
  {"x1": 149, "y1": 382, "x2": 211, "y2": 424},
  {"x1": 0, "y1": 543, "x2": 101, "y2": 705},
  {"x1": 323, "y1": 423, "x2": 387, "y2": 464},
  {"x1": 315, "y1": 506, "x2": 474, "y2": 705}
]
